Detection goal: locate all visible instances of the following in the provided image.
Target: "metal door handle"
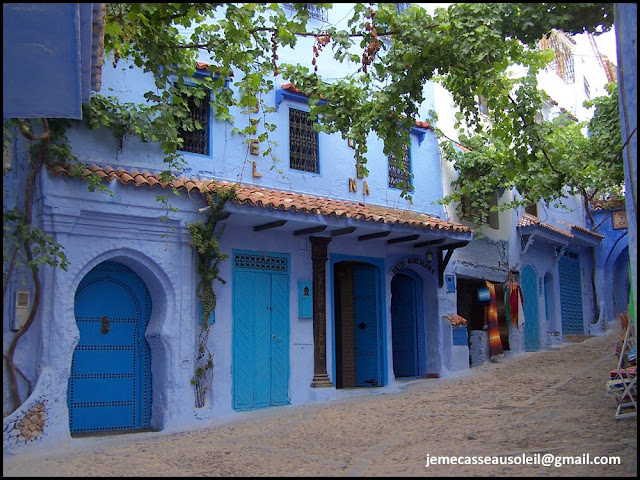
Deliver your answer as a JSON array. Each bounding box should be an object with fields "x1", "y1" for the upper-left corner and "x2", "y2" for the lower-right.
[{"x1": 101, "y1": 316, "x2": 111, "y2": 334}]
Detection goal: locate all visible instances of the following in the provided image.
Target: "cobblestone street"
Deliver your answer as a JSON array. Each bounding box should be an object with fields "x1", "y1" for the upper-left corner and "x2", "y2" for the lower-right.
[{"x1": 3, "y1": 323, "x2": 637, "y2": 477}]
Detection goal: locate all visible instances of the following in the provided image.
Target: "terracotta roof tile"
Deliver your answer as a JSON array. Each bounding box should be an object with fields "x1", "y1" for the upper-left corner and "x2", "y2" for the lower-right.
[
  {"x1": 517, "y1": 213, "x2": 573, "y2": 238},
  {"x1": 47, "y1": 162, "x2": 473, "y2": 234},
  {"x1": 590, "y1": 198, "x2": 625, "y2": 211},
  {"x1": 445, "y1": 314, "x2": 468, "y2": 326},
  {"x1": 558, "y1": 220, "x2": 604, "y2": 239}
]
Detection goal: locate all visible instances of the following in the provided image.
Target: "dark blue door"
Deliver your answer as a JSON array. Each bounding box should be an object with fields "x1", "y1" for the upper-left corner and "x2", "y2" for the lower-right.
[
  {"x1": 391, "y1": 274, "x2": 418, "y2": 377},
  {"x1": 559, "y1": 252, "x2": 584, "y2": 334},
  {"x1": 353, "y1": 263, "x2": 382, "y2": 387},
  {"x1": 233, "y1": 252, "x2": 289, "y2": 410},
  {"x1": 68, "y1": 261, "x2": 152, "y2": 434},
  {"x1": 521, "y1": 265, "x2": 540, "y2": 351}
]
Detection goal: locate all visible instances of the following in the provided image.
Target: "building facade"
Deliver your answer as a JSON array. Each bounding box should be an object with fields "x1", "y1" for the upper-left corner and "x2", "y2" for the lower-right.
[
  {"x1": 4, "y1": 4, "x2": 476, "y2": 454},
  {"x1": 3, "y1": 3, "x2": 627, "y2": 455}
]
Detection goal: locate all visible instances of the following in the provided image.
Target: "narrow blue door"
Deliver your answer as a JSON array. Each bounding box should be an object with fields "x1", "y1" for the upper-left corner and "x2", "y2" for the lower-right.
[
  {"x1": 558, "y1": 252, "x2": 584, "y2": 334},
  {"x1": 68, "y1": 261, "x2": 152, "y2": 434},
  {"x1": 353, "y1": 263, "x2": 381, "y2": 387},
  {"x1": 233, "y1": 252, "x2": 289, "y2": 410},
  {"x1": 521, "y1": 265, "x2": 540, "y2": 351},
  {"x1": 391, "y1": 274, "x2": 418, "y2": 377},
  {"x1": 270, "y1": 273, "x2": 289, "y2": 405}
]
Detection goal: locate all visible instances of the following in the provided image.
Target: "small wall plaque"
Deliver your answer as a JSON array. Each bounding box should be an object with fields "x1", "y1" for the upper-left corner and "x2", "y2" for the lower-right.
[{"x1": 612, "y1": 209, "x2": 627, "y2": 230}]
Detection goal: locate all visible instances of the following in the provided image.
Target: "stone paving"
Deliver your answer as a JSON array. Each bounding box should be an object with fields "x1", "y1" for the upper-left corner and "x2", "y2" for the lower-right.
[{"x1": 3, "y1": 324, "x2": 637, "y2": 477}]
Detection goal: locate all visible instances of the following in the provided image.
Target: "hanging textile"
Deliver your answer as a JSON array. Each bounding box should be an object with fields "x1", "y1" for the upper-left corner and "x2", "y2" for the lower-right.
[
  {"x1": 495, "y1": 282, "x2": 510, "y2": 350},
  {"x1": 506, "y1": 273, "x2": 526, "y2": 329},
  {"x1": 485, "y1": 281, "x2": 504, "y2": 358}
]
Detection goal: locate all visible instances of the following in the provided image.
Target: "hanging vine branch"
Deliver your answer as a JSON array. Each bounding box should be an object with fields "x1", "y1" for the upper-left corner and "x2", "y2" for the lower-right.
[{"x1": 186, "y1": 186, "x2": 237, "y2": 407}]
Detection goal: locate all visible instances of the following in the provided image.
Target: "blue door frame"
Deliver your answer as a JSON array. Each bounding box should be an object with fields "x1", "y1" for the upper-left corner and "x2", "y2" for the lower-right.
[
  {"x1": 68, "y1": 261, "x2": 152, "y2": 434},
  {"x1": 330, "y1": 254, "x2": 387, "y2": 388}
]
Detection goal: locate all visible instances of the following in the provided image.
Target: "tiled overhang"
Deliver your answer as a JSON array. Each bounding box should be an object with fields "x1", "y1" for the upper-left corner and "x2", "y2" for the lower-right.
[
  {"x1": 559, "y1": 220, "x2": 604, "y2": 247},
  {"x1": 46, "y1": 162, "x2": 473, "y2": 238},
  {"x1": 517, "y1": 213, "x2": 572, "y2": 246}
]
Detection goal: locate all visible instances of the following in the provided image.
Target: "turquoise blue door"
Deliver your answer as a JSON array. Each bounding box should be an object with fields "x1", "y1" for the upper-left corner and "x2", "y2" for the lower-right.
[
  {"x1": 353, "y1": 263, "x2": 382, "y2": 387},
  {"x1": 391, "y1": 274, "x2": 418, "y2": 377},
  {"x1": 521, "y1": 265, "x2": 540, "y2": 351},
  {"x1": 68, "y1": 261, "x2": 152, "y2": 434},
  {"x1": 558, "y1": 252, "x2": 584, "y2": 334},
  {"x1": 233, "y1": 252, "x2": 289, "y2": 410}
]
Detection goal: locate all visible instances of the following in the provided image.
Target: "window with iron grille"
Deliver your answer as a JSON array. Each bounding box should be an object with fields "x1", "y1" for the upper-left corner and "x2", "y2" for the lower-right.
[
  {"x1": 584, "y1": 77, "x2": 591, "y2": 99},
  {"x1": 177, "y1": 85, "x2": 210, "y2": 155},
  {"x1": 388, "y1": 142, "x2": 412, "y2": 189},
  {"x1": 282, "y1": 4, "x2": 328, "y2": 22},
  {"x1": 289, "y1": 108, "x2": 319, "y2": 173},
  {"x1": 547, "y1": 33, "x2": 575, "y2": 84}
]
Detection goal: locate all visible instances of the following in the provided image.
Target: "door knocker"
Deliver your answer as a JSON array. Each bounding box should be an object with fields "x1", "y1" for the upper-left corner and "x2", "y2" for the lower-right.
[{"x1": 101, "y1": 316, "x2": 111, "y2": 334}]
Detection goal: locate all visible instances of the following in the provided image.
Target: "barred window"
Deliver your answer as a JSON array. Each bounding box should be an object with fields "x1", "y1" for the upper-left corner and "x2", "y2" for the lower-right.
[
  {"x1": 388, "y1": 143, "x2": 412, "y2": 189},
  {"x1": 584, "y1": 77, "x2": 591, "y2": 99},
  {"x1": 283, "y1": 4, "x2": 328, "y2": 22},
  {"x1": 177, "y1": 85, "x2": 210, "y2": 155},
  {"x1": 289, "y1": 108, "x2": 319, "y2": 173},
  {"x1": 544, "y1": 32, "x2": 575, "y2": 84}
]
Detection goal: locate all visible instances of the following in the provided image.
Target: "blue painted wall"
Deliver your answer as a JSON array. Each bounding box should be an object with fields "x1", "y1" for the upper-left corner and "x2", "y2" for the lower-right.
[
  {"x1": 2, "y1": 3, "x2": 98, "y2": 119},
  {"x1": 615, "y1": 4, "x2": 637, "y2": 334},
  {"x1": 592, "y1": 207, "x2": 629, "y2": 326}
]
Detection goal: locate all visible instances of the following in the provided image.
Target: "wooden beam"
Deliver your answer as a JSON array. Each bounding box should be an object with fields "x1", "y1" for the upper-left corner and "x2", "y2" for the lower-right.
[
  {"x1": 413, "y1": 238, "x2": 445, "y2": 248},
  {"x1": 253, "y1": 220, "x2": 287, "y2": 232},
  {"x1": 293, "y1": 225, "x2": 327, "y2": 236},
  {"x1": 437, "y1": 241, "x2": 469, "y2": 251},
  {"x1": 387, "y1": 234, "x2": 420, "y2": 245},
  {"x1": 358, "y1": 231, "x2": 391, "y2": 241},
  {"x1": 437, "y1": 241, "x2": 469, "y2": 287},
  {"x1": 330, "y1": 226, "x2": 356, "y2": 236}
]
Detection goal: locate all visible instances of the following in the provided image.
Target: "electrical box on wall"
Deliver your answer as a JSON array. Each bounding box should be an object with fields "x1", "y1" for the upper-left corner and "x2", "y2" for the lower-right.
[
  {"x1": 12, "y1": 290, "x2": 30, "y2": 331},
  {"x1": 298, "y1": 281, "x2": 312, "y2": 318},
  {"x1": 445, "y1": 275, "x2": 456, "y2": 293}
]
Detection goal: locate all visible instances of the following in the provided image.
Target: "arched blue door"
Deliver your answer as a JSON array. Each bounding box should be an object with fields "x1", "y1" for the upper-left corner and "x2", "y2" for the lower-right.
[
  {"x1": 68, "y1": 261, "x2": 152, "y2": 434},
  {"x1": 391, "y1": 273, "x2": 419, "y2": 377},
  {"x1": 521, "y1": 265, "x2": 540, "y2": 351}
]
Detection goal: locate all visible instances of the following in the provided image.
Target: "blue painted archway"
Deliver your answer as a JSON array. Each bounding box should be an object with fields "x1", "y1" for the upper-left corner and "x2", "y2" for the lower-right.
[
  {"x1": 521, "y1": 265, "x2": 540, "y2": 351},
  {"x1": 68, "y1": 261, "x2": 152, "y2": 434}
]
